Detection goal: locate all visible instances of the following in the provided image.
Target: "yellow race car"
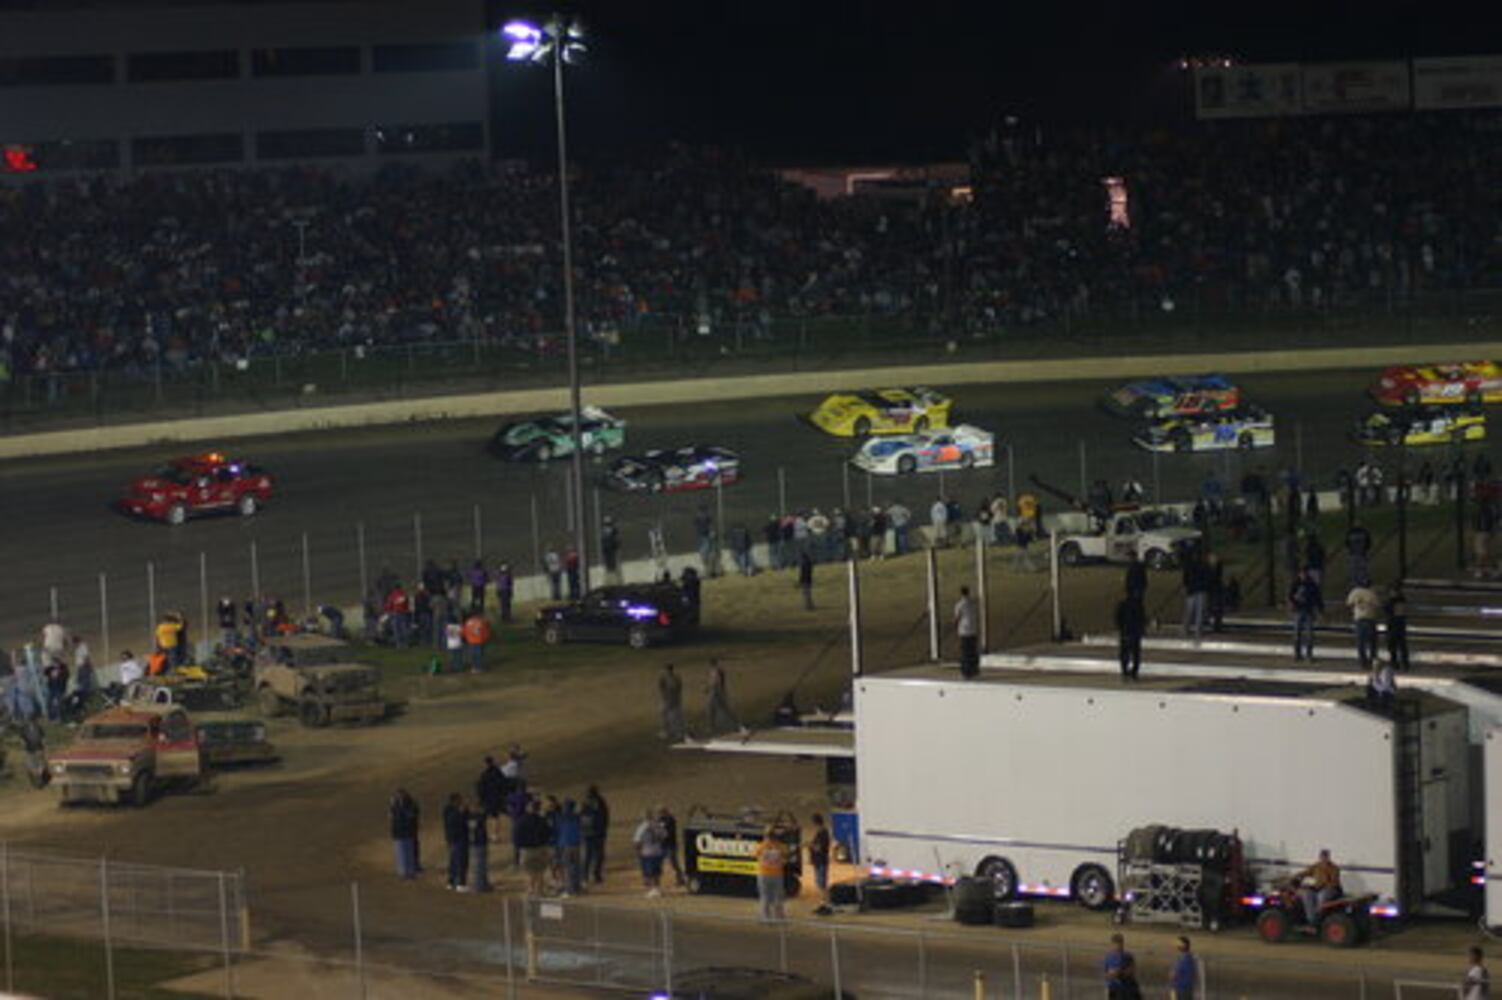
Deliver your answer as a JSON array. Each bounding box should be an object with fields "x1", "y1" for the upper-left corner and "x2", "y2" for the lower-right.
[
  {"x1": 807, "y1": 387, "x2": 952, "y2": 437},
  {"x1": 1354, "y1": 406, "x2": 1486, "y2": 446}
]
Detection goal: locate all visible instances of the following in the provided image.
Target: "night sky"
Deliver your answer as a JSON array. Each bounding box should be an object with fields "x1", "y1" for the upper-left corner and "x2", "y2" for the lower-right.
[{"x1": 487, "y1": 0, "x2": 1496, "y2": 163}]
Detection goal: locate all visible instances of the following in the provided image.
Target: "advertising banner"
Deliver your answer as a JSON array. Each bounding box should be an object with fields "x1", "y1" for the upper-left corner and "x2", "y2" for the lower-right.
[
  {"x1": 1301, "y1": 61, "x2": 1411, "y2": 114},
  {"x1": 1194, "y1": 64, "x2": 1302, "y2": 119},
  {"x1": 1414, "y1": 56, "x2": 1502, "y2": 110}
]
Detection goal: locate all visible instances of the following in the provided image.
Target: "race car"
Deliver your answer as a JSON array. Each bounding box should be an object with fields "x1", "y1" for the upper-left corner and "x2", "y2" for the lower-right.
[
  {"x1": 851, "y1": 424, "x2": 995, "y2": 475},
  {"x1": 807, "y1": 386, "x2": 952, "y2": 437},
  {"x1": 487, "y1": 405, "x2": 626, "y2": 461},
  {"x1": 603, "y1": 446, "x2": 741, "y2": 493},
  {"x1": 1133, "y1": 406, "x2": 1276, "y2": 453},
  {"x1": 1104, "y1": 375, "x2": 1240, "y2": 419},
  {"x1": 1354, "y1": 406, "x2": 1486, "y2": 447},
  {"x1": 1369, "y1": 361, "x2": 1502, "y2": 407},
  {"x1": 117, "y1": 453, "x2": 274, "y2": 525}
]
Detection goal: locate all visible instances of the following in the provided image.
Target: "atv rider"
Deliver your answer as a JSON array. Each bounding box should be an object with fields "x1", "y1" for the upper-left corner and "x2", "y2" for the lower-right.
[{"x1": 1292, "y1": 849, "x2": 1343, "y2": 925}]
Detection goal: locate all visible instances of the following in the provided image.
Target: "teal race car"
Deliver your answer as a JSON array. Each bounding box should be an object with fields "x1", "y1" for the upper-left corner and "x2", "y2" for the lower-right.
[{"x1": 487, "y1": 405, "x2": 626, "y2": 461}]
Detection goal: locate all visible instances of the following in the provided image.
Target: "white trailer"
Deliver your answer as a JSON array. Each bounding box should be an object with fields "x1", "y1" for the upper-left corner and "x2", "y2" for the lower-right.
[{"x1": 855, "y1": 667, "x2": 1469, "y2": 917}]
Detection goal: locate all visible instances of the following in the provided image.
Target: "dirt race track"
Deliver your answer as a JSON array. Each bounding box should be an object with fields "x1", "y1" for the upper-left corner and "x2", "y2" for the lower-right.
[{"x1": 1, "y1": 522, "x2": 1495, "y2": 999}]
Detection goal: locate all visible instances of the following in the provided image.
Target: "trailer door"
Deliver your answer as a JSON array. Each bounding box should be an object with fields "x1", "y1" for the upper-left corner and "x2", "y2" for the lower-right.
[
  {"x1": 1422, "y1": 773, "x2": 1451, "y2": 897},
  {"x1": 1486, "y1": 730, "x2": 1502, "y2": 928}
]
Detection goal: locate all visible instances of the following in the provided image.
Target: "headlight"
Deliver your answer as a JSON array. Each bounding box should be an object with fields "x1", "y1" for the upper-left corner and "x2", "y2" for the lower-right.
[{"x1": 116, "y1": 762, "x2": 134, "y2": 776}]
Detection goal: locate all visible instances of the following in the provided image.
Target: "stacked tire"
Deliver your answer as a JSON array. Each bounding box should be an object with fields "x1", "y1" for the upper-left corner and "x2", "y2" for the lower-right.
[{"x1": 953, "y1": 877, "x2": 993, "y2": 925}]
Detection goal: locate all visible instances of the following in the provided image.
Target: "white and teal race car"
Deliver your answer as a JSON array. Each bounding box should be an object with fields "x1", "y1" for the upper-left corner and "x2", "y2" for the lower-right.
[
  {"x1": 487, "y1": 405, "x2": 626, "y2": 461},
  {"x1": 1133, "y1": 406, "x2": 1275, "y2": 453}
]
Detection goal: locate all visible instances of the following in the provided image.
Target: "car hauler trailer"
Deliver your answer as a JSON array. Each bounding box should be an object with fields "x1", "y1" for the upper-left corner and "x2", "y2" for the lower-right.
[{"x1": 855, "y1": 666, "x2": 1469, "y2": 918}]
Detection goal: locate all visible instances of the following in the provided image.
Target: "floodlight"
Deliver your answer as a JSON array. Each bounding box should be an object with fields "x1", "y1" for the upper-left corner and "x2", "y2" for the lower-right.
[{"x1": 502, "y1": 20, "x2": 546, "y2": 62}]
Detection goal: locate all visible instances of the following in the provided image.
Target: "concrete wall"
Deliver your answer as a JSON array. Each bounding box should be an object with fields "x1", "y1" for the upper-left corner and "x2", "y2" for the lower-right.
[{"x1": 4, "y1": 341, "x2": 1498, "y2": 460}]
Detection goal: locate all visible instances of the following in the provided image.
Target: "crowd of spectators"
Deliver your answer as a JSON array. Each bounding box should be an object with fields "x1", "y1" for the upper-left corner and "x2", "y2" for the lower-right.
[{"x1": 4, "y1": 111, "x2": 1502, "y2": 380}]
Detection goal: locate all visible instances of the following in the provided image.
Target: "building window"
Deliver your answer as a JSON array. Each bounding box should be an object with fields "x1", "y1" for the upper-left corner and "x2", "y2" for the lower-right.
[
  {"x1": 128, "y1": 50, "x2": 239, "y2": 83},
  {"x1": 0, "y1": 54, "x2": 114, "y2": 86},
  {"x1": 251, "y1": 47, "x2": 361, "y2": 78},
  {"x1": 371, "y1": 43, "x2": 478, "y2": 73},
  {"x1": 374, "y1": 122, "x2": 483, "y2": 154},
  {"x1": 132, "y1": 133, "x2": 244, "y2": 166},
  {"x1": 257, "y1": 128, "x2": 365, "y2": 160}
]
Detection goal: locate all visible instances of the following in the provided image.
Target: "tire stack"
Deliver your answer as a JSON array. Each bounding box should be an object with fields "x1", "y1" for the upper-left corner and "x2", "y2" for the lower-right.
[{"x1": 1123, "y1": 825, "x2": 1243, "y2": 929}]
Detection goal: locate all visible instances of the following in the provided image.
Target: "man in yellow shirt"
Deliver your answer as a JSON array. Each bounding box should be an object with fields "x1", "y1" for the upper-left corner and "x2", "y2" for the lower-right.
[
  {"x1": 754, "y1": 826, "x2": 788, "y2": 922},
  {"x1": 1293, "y1": 849, "x2": 1342, "y2": 925}
]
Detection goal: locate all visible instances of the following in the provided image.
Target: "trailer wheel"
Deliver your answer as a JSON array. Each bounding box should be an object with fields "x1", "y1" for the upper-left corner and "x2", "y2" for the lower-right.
[
  {"x1": 1059, "y1": 542, "x2": 1084, "y2": 566},
  {"x1": 1320, "y1": 911, "x2": 1359, "y2": 948},
  {"x1": 975, "y1": 857, "x2": 1018, "y2": 902},
  {"x1": 1072, "y1": 864, "x2": 1116, "y2": 910},
  {"x1": 1256, "y1": 907, "x2": 1291, "y2": 944}
]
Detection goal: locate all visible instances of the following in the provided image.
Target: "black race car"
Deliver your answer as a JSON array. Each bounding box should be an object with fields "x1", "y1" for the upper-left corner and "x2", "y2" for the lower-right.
[
  {"x1": 602, "y1": 446, "x2": 741, "y2": 493},
  {"x1": 536, "y1": 584, "x2": 698, "y2": 649}
]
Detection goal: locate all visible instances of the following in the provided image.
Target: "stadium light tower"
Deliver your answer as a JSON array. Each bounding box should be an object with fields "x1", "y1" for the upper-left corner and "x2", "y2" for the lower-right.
[{"x1": 503, "y1": 16, "x2": 591, "y2": 586}]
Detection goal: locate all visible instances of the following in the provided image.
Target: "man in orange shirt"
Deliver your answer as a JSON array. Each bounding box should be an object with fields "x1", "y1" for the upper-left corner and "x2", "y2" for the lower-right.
[
  {"x1": 462, "y1": 612, "x2": 493, "y2": 673},
  {"x1": 754, "y1": 826, "x2": 788, "y2": 922}
]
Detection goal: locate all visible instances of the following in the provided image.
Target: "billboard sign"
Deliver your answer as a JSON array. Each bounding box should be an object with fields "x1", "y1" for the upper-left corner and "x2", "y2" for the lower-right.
[
  {"x1": 1301, "y1": 61, "x2": 1411, "y2": 114},
  {"x1": 1414, "y1": 55, "x2": 1502, "y2": 110},
  {"x1": 1194, "y1": 64, "x2": 1301, "y2": 118}
]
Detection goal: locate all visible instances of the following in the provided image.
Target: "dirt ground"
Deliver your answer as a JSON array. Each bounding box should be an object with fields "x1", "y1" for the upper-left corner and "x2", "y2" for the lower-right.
[{"x1": 0, "y1": 527, "x2": 1487, "y2": 998}]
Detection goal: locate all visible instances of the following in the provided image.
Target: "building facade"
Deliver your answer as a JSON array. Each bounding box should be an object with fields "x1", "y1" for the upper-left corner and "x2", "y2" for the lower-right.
[{"x1": 0, "y1": 0, "x2": 488, "y2": 173}]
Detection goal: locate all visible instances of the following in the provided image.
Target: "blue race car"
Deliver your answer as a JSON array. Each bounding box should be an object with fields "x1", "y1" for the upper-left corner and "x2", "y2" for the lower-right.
[{"x1": 1105, "y1": 375, "x2": 1241, "y2": 420}]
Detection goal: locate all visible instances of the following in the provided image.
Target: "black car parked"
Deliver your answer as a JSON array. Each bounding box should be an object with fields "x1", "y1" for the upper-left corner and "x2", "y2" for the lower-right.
[{"x1": 536, "y1": 584, "x2": 698, "y2": 649}]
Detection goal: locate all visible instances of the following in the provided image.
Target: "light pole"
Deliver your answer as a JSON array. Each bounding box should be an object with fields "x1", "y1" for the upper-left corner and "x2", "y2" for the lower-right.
[{"x1": 504, "y1": 17, "x2": 590, "y2": 587}]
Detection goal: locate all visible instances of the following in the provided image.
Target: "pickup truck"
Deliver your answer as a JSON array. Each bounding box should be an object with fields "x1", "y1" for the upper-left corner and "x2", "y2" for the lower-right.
[
  {"x1": 48, "y1": 703, "x2": 203, "y2": 806},
  {"x1": 1056, "y1": 509, "x2": 1200, "y2": 569}
]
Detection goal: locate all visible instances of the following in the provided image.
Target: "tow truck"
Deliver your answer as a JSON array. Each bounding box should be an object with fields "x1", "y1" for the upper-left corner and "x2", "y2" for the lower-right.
[{"x1": 1029, "y1": 476, "x2": 1200, "y2": 569}]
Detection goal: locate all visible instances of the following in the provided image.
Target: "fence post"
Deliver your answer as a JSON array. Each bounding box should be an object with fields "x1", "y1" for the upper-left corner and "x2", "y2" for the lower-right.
[
  {"x1": 829, "y1": 927, "x2": 842, "y2": 999},
  {"x1": 2, "y1": 841, "x2": 11, "y2": 994},
  {"x1": 660, "y1": 908, "x2": 674, "y2": 996},
  {"x1": 1011, "y1": 941, "x2": 1022, "y2": 1000},
  {"x1": 1151, "y1": 448, "x2": 1160, "y2": 504},
  {"x1": 974, "y1": 529, "x2": 989, "y2": 653},
  {"x1": 474, "y1": 504, "x2": 484, "y2": 561},
  {"x1": 1050, "y1": 528, "x2": 1063, "y2": 640},
  {"x1": 351, "y1": 881, "x2": 367, "y2": 1000},
  {"x1": 356, "y1": 522, "x2": 368, "y2": 599},
  {"x1": 1062, "y1": 941, "x2": 1070, "y2": 998},
  {"x1": 778, "y1": 466, "x2": 787, "y2": 517},
  {"x1": 198, "y1": 552, "x2": 210, "y2": 661},
  {"x1": 48, "y1": 586, "x2": 58, "y2": 624},
  {"x1": 1078, "y1": 439, "x2": 1088, "y2": 495},
  {"x1": 525, "y1": 898, "x2": 538, "y2": 978},
  {"x1": 530, "y1": 493, "x2": 543, "y2": 573},
  {"x1": 778, "y1": 920, "x2": 788, "y2": 973},
  {"x1": 146, "y1": 561, "x2": 157, "y2": 638},
  {"x1": 842, "y1": 460, "x2": 851, "y2": 509},
  {"x1": 100, "y1": 858, "x2": 116, "y2": 1000},
  {"x1": 217, "y1": 871, "x2": 233, "y2": 999},
  {"x1": 301, "y1": 533, "x2": 312, "y2": 619},
  {"x1": 972, "y1": 970, "x2": 984, "y2": 1000},
  {"x1": 917, "y1": 931, "x2": 927, "y2": 997},
  {"x1": 99, "y1": 572, "x2": 111, "y2": 665},
  {"x1": 413, "y1": 512, "x2": 424, "y2": 581},
  {"x1": 503, "y1": 896, "x2": 516, "y2": 1000},
  {"x1": 1007, "y1": 444, "x2": 1016, "y2": 505},
  {"x1": 250, "y1": 540, "x2": 260, "y2": 600},
  {"x1": 925, "y1": 547, "x2": 940, "y2": 661}
]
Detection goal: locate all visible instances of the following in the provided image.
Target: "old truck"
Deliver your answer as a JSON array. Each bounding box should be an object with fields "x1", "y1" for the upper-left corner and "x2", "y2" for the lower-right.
[
  {"x1": 254, "y1": 661, "x2": 386, "y2": 728},
  {"x1": 856, "y1": 667, "x2": 1470, "y2": 925},
  {"x1": 1030, "y1": 475, "x2": 1199, "y2": 569},
  {"x1": 48, "y1": 703, "x2": 204, "y2": 806}
]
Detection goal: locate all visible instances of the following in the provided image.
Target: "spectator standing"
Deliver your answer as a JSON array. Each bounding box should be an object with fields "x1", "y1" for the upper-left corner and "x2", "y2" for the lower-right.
[
  {"x1": 564, "y1": 547, "x2": 581, "y2": 599},
  {"x1": 808, "y1": 813, "x2": 833, "y2": 915},
  {"x1": 1475, "y1": 498, "x2": 1497, "y2": 579},
  {"x1": 1116, "y1": 594, "x2": 1145, "y2": 681},
  {"x1": 1305, "y1": 533, "x2": 1326, "y2": 585},
  {"x1": 1123, "y1": 551, "x2": 1147, "y2": 602},
  {"x1": 705, "y1": 661, "x2": 747, "y2": 736},
  {"x1": 496, "y1": 564, "x2": 515, "y2": 623},
  {"x1": 389, "y1": 789, "x2": 419, "y2": 880},
  {"x1": 477, "y1": 756, "x2": 506, "y2": 829},
  {"x1": 443, "y1": 793, "x2": 471, "y2": 892},
  {"x1": 870, "y1": 506, "x2": 888, "y2": 559},
  {"x1": 1347, "y1": 581, "x2": 1382, "y2": 669},
  {"x1": 753, "y1": 826, "x2": 788, "y2": 922},
  {"x1": 467, "y1": 560, "x2": 489, "y2": 613},
  {"x1": 516, "y1": 798, "x2": 553, "y2": 896},
  {"x1": 468, "y1": 804, "x2": 492, "y2": 893},
  {"x1": 1181, "y1": 549, "x2": 1208, "y2": 638},
  {"x1": 216, "y1": 596, "x2": 238, "y2": 649},
  {"x1": 659, "y1": 805, "x2": 686, "y2": 888},
  {"x1": 582, "y1": 784, "x2": 610, "y2": 885},
  {"x1": 555, "y1": 800, "x2": 583, "y2": 896},
  {"x1": 1385, "y1": 585, "x2": 1411, "y2": 671},
  {"x1": 1103, "y1": 933, "x2": 1142, "y2": 999},
  {"x1": 544, "y1": 547, "x2": 563, "y2": 600},
  {"x1": 694, "y1": 504, "x2": 718, "y2": 576},
  {"x1": 1464, "y1": 947, "x2": 1489, "y2": 1000},
  {"x1": 929, "y1": 497, "x2": 949, "y2": 547},
  {"x1": 1346, "y1": 521, "x2": 1373, "y2": 587},
  {"x1": 953, "y1": 586, "x2": 979, "y2": 679},
  {"x1": 797, "y1": 551, "x2": 815, "y2": 611},
  {"x1": 658, "y1": 663, "x2": 686, "y2": 742},
  {"x1": 764, "y1": 515, "x2": 783, "y2": 570},
  {"x1": 633, "y1": 809, "x2": 666, "y2": 898},
  {"x1": 1169, "y1": 936, "x2": 1197, "y2": 1000},
  {"x1": 462, "y1": 611, "x2": 492, "y2": 672},
  {"x1": 1290, "y1": 568, "x2": 1324, "y2": 662},
  {"x1": 384, "y1": 583, "x2": 412, "y2": 646},
  {"x1": 444, "y1": 620, "x2": 465, "y2": 673},
  {"x1": 888, "y1": 502, "x2": 911, "y2": 555},
  {"x1": 601, "y1": 517, "x2": 621, "y2": 580}
]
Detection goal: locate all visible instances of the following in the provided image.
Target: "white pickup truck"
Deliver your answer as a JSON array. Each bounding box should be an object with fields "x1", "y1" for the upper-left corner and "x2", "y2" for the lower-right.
[{"x1": 1055, "y1": 508, "x2": 1200, "y2": 569}]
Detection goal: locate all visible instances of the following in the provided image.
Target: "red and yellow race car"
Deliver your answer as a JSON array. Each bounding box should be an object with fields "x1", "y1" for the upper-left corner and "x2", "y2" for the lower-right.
[
  {"x1": 117, "y1": 452, "x2": 274, "y2": 525},
  {"x1": 1370, "y1": 361, "x2": 1502, "y2": 407}
]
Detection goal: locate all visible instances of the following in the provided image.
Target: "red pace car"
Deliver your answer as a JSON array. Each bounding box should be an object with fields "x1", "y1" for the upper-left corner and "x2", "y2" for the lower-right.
[
  {"x1": 1370, "y1": 361, "x2": 1502, "y2": 407},
  {"x1": 117, "y1": 453, "x2": 274, "y2": 525}
]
